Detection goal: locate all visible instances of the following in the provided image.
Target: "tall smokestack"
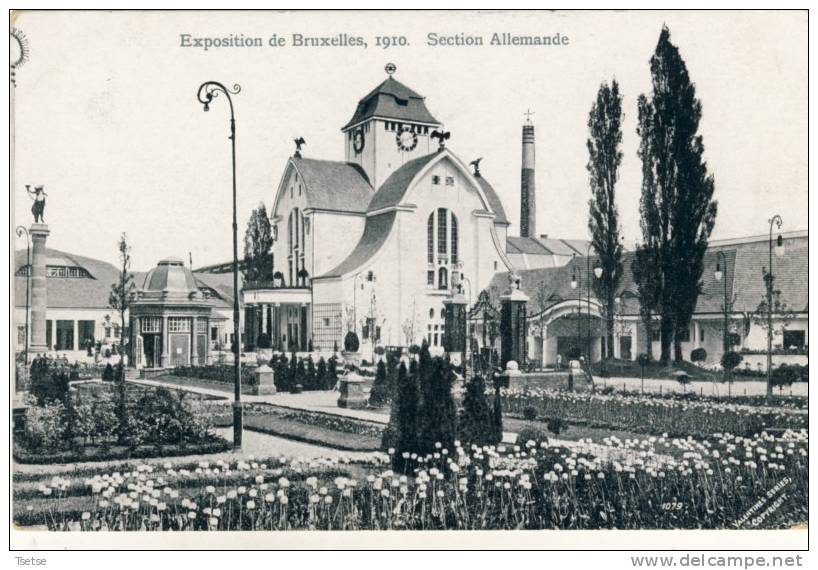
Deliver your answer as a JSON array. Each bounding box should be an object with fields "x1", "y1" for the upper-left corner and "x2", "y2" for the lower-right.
[{"x1": 520, "y1": 118, "x2": 536, "y2": 238}]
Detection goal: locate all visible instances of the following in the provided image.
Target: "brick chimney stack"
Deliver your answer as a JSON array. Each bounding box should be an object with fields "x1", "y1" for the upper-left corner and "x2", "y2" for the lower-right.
[{"x1": 520, "y1": 119, "x2": 536, "y2": 238}]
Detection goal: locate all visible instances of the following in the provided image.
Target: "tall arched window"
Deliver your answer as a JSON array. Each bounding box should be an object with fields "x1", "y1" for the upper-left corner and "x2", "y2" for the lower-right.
[
  {"x1": 427, "y1": 213, "x2": 434, "y2": 264},
  {"x1": 451, "y1": 215, "x2": 458, "y2": 264},
  {"x1": 426, "y1": 208, "x2": 459, "y2": 289}
]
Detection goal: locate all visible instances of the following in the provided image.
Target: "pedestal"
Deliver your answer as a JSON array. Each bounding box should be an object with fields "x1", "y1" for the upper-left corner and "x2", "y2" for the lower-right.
[
  {"x1": 28, "y1": 223, "x2": 50, "y2": 355},
  {"x1": 251, "y1": 364, "x2": 277, "y2": 396},
  {"x1": 337, "y1": 372, "x2": 367, "y2": 409}
]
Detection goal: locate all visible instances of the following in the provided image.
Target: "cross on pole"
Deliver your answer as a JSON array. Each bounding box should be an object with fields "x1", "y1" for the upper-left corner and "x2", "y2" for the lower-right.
[{"x1": 524, "y1": 108, "x2": 535, "y2": 124}]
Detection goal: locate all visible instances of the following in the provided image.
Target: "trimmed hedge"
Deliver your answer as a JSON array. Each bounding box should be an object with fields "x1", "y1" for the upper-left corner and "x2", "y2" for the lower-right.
[{"x1": 12, "y1": 437, "x2": 231, "y2": 465}]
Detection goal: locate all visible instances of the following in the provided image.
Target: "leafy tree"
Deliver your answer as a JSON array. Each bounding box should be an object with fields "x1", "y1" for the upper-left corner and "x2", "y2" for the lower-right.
[
  {"x1": 243, "y1": 203, "x2": 274, "y2": 282},
  {"x1": 587, "y1": 79, "x2": 624, "y2": 359},
  {"x1": 751, "y1": 270, "x2": 797, "y2": 346},
  {"x1": 109, "y1": 234, "x2": 134, "y2": 442},
  {"x1": 458, "y1": 375, "x2": 498, "y2": 446},
  {"x1": 636, "y1": 26, "x2": 718, "y2": 364},
  {"x1": 721, "y1": 350, "x2": 742, "y2": 397}
]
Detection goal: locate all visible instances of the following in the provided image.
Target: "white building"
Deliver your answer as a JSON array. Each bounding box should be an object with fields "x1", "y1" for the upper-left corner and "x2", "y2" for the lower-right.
[{"x1": 244, "y1": 69, "x2": 541, "y2": 355}]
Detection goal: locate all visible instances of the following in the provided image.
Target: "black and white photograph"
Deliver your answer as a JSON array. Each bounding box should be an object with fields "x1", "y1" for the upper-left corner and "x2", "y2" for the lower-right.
[{"x1": 8, "y1": 7, "x2": 810, "y2": 554}]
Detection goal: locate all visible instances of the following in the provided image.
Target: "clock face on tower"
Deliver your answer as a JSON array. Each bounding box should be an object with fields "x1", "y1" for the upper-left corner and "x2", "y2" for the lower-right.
[
  {"x1": 396, "y1": 126, "x2": 418, "y2": 152},
  {"x1": 353, "y1": 129, "x2": 365, "y2": 154}
]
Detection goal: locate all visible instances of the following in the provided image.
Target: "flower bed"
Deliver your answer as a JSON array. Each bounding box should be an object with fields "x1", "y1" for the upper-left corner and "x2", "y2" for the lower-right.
[
  {"x1": 501, "y1": 389, "x2": 807, "y2": 438},
  {"x1": 13, "y1": 430, "x2": 808, "y2": 530}
]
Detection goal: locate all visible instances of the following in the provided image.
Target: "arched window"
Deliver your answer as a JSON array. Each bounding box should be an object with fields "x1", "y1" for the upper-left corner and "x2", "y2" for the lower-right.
[
  {"x1": 426, "y1": 208, "x2": 459, "y2": 288},
  {"x1": 427, "y1": 213, "x2": 434, "y2": 264},
  {"x1": 437, "y1": 209, "x2": 447, "y2": 255},
  {"x1": 429, "y1": 308, "x2": 435, "y2": 319},
  {"x1": 438, "y1": 267, "x2": 448, "y2": 290},
  {"x1": 450, "y1": 214, "x2": 458, "y2": 264}
]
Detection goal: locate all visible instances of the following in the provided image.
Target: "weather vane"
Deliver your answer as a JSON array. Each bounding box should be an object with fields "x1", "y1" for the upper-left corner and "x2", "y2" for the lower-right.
[
  {"x1": 524, "y1": 108, "x2": 534, "y2": 124},
  {"x1": 385, "y1": 63, "x2": 397, "y2": 76}
]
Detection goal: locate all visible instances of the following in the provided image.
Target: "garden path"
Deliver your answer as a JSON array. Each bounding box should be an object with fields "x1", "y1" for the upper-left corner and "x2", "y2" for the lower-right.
[{"x1": 130, "y1": 378, "x2": 673, "y2": 465}]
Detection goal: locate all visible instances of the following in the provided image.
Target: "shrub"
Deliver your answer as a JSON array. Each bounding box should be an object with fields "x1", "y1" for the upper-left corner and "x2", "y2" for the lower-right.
[
  {"x1": 369, "y1": 360, "x2": 390, "y2": 407},
  {"x1": 29, "y1": 359, "x2": 71, "y2": 406},
  {"x1": 374, "y1": 346, "x2": 385, "y2": 356},
  {"x1": 522, "y1": 406, "x2": 538, "y2": 421},
  {"x1": 458, "y1": 375, "x2": 498, "y2": 446},
  {"x1": 417, "y1": 344, "x2": 457, "y2": 455},
  {"x1": 515, "y1": 425, "x2": 548, "y2": 447},
  {"x1": 305, "y1": 356, "x2": 317, "y2": 390},
  {"x1": 327, "y1": 357, "x2": 339, "y2": 389},
  {"x1": 316, "y1": 357, "x2": 328, "y2": 390},
  {"x1": 344, "y1": 331, "x2": 360, "y2": 353},
  {"x1": 409, "y1": 344, "x2": 420, "y2": 355},
  {"x1": 721, "y1": 351, "x2": 743, "y2": 375},
  {"x1": 691, "y1": 348, "x2": 707, "y2": 364},
  {"x1": 23, "y1": 399, "x2": 66, "y2": 451},
  {"x1": 546, "y1": 417, "x2": 568, "y2": 436},
  {"x1": 384, "y1": 361, "x2": 418, "y2": 469},
  {"x1": 131, "y1": 388, "x2": 210, "y2": 447},
  {"x1": 772, "y1": 365, "x2": 799, "y2": 393},
  {"x1": 102, "y1": 363, "x2": 114, "y2": 382}
]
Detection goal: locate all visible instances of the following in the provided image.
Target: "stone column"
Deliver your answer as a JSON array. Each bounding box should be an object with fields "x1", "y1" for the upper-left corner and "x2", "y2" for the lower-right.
[
  {"x1": 28, "y1": 223, "x2": 50, "y2": 356},
  {"x1": 160, "y1": 315, "x2": 169, "y2": 367},
  {"x1": 500, "y1": 284, "x2": 529, "y2": 369},
  {"x1": 191, "y1": 315, "x2": 199, "y2": 365}
]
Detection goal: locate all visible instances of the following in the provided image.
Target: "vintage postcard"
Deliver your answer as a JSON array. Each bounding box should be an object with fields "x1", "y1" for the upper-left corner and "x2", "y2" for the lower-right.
[{"x1": 8, "y1": 9, "x2": 809, "y2": 552}]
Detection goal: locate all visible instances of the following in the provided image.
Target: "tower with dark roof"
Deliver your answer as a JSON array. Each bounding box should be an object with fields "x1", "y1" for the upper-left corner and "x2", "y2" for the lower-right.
[
  {"x1": 520, "y1": 114, "x2": 536, "y2": 238},
  {"x1": 341, "y1": 66, "x2": 442, "y2": 191}
]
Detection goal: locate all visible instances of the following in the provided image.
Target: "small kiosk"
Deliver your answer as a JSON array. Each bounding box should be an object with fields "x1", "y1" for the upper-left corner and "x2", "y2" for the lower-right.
[{"x1": 129, "y1": 257, "x2": 211, "y2": 371}]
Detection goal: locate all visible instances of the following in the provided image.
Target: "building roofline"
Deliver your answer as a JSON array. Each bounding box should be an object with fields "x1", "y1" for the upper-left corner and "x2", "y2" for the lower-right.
[{"x1": 708, "y1": 229, "x2": 807, "y2": 248}]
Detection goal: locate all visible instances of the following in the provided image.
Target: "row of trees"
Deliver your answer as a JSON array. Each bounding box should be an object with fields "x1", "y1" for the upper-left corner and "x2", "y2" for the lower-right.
[
  {"x1": 269, "y1": 352, "x2": 339, "y2": 392},
  {"x1": 585, "y1": 26, "x2": 718, "y2": 365}
]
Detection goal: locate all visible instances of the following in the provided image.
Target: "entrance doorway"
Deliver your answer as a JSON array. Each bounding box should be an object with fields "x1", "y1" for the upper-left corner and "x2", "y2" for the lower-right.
[{"x1": 142, "y1": 333, "x2": 161, "y2": 368}]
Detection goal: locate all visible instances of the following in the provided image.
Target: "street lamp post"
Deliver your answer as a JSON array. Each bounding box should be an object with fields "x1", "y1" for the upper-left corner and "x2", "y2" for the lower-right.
[
  {"x1": 15, "y1": 225, "x2": 31, "y2": 366},
  {"x1": 714, "y1": 250, "x2": 730, "y2": 384},
  {"x1": 764, "y1": 215, "x2": 785, "y2": 397},
  {"x1": 196, "y1": 81, "x2": 243, "y2": 449},
  {"x1": 570, "y1": 254, "x2": 580, "y2": 359},
  {"x1": 587, "y1": 243, "x2": 603, "y2": 372}
]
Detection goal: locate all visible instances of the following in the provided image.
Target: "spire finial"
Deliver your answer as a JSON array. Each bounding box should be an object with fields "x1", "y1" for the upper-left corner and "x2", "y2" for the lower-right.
[
  {"x1": 385, "y1": 63, "x2": 397, "y2": 77},
  {"x1": 524, "y1": 108, "x2": 535, "y2": 125}
]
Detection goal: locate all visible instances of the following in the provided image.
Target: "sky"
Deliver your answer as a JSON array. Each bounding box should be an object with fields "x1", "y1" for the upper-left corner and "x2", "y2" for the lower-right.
[{"x1": 11, "y1": 10, "x2": 808, "y2": 271}]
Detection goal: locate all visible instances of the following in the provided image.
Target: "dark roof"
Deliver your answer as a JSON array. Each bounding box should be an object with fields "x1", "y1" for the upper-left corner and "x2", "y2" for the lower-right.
[
  {"x1": 14, "y1": 247, "x2": 121, "y2": 310},
  {"x1": 506, "y1": 236, "x2": 591, "y2": 257},
  {"x1": 291, "y1": 157, "x2": 373, "y2": 214},
  {"x1": 367, "y1": 153, "x2": 437, "y2": 212},
  {"x1": 317, "y1": 212, "x2": 397, "y2": 279},
  {"x1": 490, "y1": 234, "x2": 808, "y2": 317},
  {"x1": 475, "y1": 175, "x2": 509, "y2": 225},
  {"x1": 342, "y1": 77, "x2": 441, "y2": 130},
  {"x1": 507, "y1": 236, "x2": 553, "y2": 255}
]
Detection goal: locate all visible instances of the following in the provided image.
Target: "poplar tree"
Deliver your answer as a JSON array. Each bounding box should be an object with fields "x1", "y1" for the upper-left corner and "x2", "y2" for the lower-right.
[
  {"x1": 636, "y1": 26, "x2": 718, "y2": 364},
  {"x1": 587, "y1": 79, "x2": 624, "y2": 359}
]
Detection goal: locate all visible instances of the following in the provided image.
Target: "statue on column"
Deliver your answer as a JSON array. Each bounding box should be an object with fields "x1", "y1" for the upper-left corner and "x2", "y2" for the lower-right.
[{"x1": 26, "y1": 185, "x2": 47, "y2": 223}]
